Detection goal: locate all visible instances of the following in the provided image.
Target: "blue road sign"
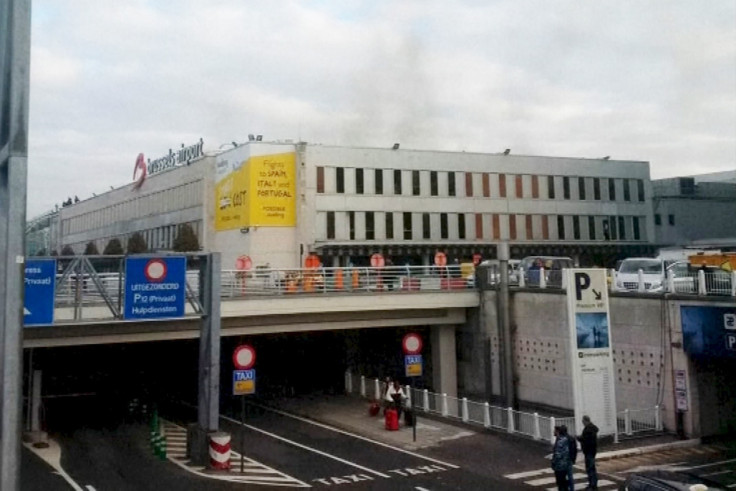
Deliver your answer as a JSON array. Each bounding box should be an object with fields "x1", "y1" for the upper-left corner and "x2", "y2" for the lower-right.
[
  {"x1": 233, "y1": 369, "x2": 256, "y2": 395},
  {"x1": 405, "y1": 354, "x2": 423, "y2": 377},
  {"x1": 124, "y1": 256, "x2": 186, "y2": 320},
  {"x1": 726, "y1": 333, "x2": 736, "y2": 352},
  {"x1": 24, "y1": 259, "x2": 57, "y2": 326}
]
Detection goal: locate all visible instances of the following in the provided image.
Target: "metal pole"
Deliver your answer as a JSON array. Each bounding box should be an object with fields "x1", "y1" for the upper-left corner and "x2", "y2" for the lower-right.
[
  {"x1": 497, "y1": 242, "x2": 515, "y2": 409},
  {"x1": 411, "y1": 378, "x2": 416, "y2": 442},
  {"x1": 0, "y1": 1, "x2": 32, "y2": 489},
  {"x1": 198, "y1": 253, "x2": 221, "y2": 432},
  {"x1": 240, "y1": 397, "x2": 245, "y2": 473}
]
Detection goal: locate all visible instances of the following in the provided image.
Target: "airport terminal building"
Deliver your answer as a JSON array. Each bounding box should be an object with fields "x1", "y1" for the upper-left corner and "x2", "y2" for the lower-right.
[{"x1": 33, "y1": 140, "x2": 656, "y2": 269}]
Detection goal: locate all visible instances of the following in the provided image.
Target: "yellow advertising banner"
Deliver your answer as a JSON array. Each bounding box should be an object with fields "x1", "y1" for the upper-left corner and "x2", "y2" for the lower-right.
[
  {"x1": 215, "y1": 152, "x2": 296, "y2": 230},
  {"x1": 248, "y1": 152, "x2": 296, "y2": 226}
]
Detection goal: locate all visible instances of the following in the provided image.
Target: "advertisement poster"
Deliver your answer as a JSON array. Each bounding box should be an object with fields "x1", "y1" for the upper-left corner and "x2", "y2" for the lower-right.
[
  {"x1": 215, "y1": 146, "x2": 296, "y2": 230},
  {"x1": 681, "y1": 306, "x2": 736, "y2": 359},
  {"x1": 566, "y1": 269, "x2": 617, "y2": 437}
]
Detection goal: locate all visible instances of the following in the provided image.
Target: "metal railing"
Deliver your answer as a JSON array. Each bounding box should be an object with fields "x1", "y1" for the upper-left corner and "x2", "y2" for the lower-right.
[{"x1": 345, "y1": 372, "x2": 663, "y2": 443}]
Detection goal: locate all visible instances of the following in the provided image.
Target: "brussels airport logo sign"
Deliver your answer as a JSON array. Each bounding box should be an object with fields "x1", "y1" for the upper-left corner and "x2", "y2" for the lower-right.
[{"x1": 132, "y1": 138, "x2": 204, "y2": 189}]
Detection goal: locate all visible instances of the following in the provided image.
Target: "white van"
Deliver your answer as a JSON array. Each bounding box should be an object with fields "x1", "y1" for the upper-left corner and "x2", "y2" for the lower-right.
[{"x1": 614, "y1": 258, "x2": 665, "y2": 292}]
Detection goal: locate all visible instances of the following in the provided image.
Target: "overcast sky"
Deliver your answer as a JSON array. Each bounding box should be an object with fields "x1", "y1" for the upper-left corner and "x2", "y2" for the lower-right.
[{"x1": 27, "y1": 0, "x2": 735, "y2": 217}]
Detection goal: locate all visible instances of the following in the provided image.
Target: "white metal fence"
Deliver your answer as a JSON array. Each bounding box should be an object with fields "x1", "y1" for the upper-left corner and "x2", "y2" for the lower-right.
[{"x1": 345, "y1": 372, "x2": 663, "y2": 443}]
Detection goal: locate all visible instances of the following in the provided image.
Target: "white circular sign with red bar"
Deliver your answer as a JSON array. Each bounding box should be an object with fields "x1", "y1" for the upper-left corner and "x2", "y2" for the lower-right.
[
  {"x1": 402, "y1": 333, "x2": 423, "y2": 355},
  {"x1": 233, "y1": 344, "x2": 256, "y2": 370},
  {"x1": 144, "y1": 259, "x2": 168, "y2": 282}
]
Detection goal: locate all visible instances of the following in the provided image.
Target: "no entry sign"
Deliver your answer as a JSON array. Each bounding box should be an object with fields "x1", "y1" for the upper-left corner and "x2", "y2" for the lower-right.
[
  {"x1": 233, "y1": 344, "x2": 256, "y2": 370},
  {"x1": 402, "y1": 333, "x2": 423, "y2": 355}
]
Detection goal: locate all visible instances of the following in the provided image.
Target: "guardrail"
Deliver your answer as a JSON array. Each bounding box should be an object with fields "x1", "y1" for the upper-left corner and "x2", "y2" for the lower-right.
[{"x1": 345, "y1": 372, "x2": 663, "y2": 443}]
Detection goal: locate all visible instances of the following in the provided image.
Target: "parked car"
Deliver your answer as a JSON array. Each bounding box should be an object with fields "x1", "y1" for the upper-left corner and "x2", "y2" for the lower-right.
[
  {"x1": 517, "y1": 256, "x2": 574, "y2": 287},
  {"x1": 623, "y1": 470, "x2": 726, "y2": 490},
  {"x1": 615, "y1": 258, "x2": 666, "y2": 292}
]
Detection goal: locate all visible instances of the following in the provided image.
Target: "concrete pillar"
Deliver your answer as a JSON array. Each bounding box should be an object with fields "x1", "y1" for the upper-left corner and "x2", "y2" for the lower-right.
[
  {"x1": 431, "y1": 325, "x2": 458, "y2": 399},
  {"x1": 31, "y1": 370, "x2": 41, "y2": 432}
]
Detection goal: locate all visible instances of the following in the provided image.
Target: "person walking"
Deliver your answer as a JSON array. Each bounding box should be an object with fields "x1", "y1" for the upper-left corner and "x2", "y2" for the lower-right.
[
  {"x1": 550, "y1": 425, "x2": 573, "y2": 491},
  {"x1": 577, "y1": 415, "x2": 599, "y2": 490}
]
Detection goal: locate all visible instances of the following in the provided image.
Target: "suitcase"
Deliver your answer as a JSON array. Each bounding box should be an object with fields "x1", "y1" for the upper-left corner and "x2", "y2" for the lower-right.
[
  {"x1": 384, "y1": 408, "x2": 399, "y2": 431},
  {"x1": 368, "y1": 402, "x2": 380, "y2": 417},
  {"x1": 404, "y1": 409, "x2": 414, "y2": 427}
]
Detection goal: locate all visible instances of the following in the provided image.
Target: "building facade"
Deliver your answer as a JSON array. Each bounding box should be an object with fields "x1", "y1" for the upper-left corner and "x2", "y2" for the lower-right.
[
  {"x1": 28, "y1": 141, "x2": 657, "y2": 269},
  {"x1": 652, "y1": 174, "x2": 736, "y2": 246}
]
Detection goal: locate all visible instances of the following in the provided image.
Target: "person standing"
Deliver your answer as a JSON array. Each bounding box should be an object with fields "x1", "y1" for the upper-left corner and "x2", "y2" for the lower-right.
[
  {"x1": 550, "y1": 425, "x2": 572, "y2": 491},
  {"x1": 577, "y1": 415, "x2": 599, "y2": 490}
]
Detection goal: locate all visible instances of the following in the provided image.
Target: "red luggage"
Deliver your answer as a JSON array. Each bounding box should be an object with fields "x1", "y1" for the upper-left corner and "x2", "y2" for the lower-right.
[
  {"x1": 368, "y1": 402, "x2": 380, "y2": 417},
  {"x1": 385, "y1": 408, "x2": 399, "y2": 431}
]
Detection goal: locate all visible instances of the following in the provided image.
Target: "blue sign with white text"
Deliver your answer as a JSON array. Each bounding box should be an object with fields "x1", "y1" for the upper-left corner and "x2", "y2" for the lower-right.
[
  {"x1": 405, "y1": 354, "x2": 423, "y2": 377},
  {"x1": 24, "y1": 259, "x2": 57, "y2": 326},
  {"x1": 124, "y1": 256, "x2": 186, "y2": 320}
]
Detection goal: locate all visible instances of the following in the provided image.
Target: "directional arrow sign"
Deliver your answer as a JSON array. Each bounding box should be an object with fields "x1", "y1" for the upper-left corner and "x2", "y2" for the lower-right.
[{"x1": 24, "y1": 259, "x2": 56, "y2": 326}]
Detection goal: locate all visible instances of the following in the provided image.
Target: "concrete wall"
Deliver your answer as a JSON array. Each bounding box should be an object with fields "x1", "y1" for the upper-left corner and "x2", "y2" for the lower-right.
[{"x1": 462, "y1": 287, "x2": 735, "y2": 437}]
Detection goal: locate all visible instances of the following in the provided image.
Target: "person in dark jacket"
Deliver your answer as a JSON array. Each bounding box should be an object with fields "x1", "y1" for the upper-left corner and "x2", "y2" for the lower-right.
[
  {"x1": 577, "y1": 415, "x2": 599, "y2": 490},
  {"x1": 550, "y1": 425, "x2": 573, "y2": 491}
]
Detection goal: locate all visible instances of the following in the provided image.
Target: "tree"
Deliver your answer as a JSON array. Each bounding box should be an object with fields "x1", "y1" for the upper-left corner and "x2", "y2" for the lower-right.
[
  {"x1": 60, "y1": 245, "x2": 75, "y2": 256},
  {"x1": 127, "y1": 232, "x2": 147, "y2": 254},
  {"x1": 173, "y1": 223, "x2": 200, "y2": 252},
  {"x1": 83, "y1": 241, "x2": 100, "y2": 255},
  {"x1": 103, "y1": 238, "x2": 124, "y2": 255}
]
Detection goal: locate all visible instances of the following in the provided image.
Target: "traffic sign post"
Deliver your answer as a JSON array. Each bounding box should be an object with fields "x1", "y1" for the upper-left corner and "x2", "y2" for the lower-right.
[
  {"x1": 23, "y1": 259, "x2": 56, "y2": 326},
  {"x1": 402, "y1": 333, "x2": 423, "y2": 442},
  {"x1": 233, "y1": 344, "x2": 256, "y2": 473},
  {"x1": 123, "y1": 257, "x2": 187, "y2": 320}
]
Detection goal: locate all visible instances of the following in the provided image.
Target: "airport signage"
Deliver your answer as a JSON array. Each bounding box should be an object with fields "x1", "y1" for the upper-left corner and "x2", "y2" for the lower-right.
[
  {"x1": 23, "y1": 259, "x2": 56, "y2": 326},
  {"x1": 137, "y1": 138, "x2": 204, "y2": 179},
  {"x1": 566, "y1": 269, "x2": 617, "y2": 437},
  {"x1": 123, "y1": 256, "x2": 186, "y2": 320},
  {"x1": 405, "y1": 354, "x2": 423, "y2": 377},
  {"x1": 233, "y1": 369, "x2": 256, "y2": 395}
]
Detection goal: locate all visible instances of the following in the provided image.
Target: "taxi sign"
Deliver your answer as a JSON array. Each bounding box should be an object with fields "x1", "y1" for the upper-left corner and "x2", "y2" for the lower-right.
[
  {"x1": 405, "y1": 354, "x2": 423, "y2": 377},
  {"x1": 233, "y1": 369, "x2": 256, "y2": 395}
]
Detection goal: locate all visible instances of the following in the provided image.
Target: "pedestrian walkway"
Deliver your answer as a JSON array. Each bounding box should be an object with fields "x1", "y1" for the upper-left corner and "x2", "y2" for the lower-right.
[
  {"x1": 162, "y1": 419, "x2": 310, "y2": 487},
  {"x1": 504, "y1": 467, "x2": 618, "y2": 490},
  {"x1": 261, "y1": 394, "x2": 477, "y2": 451}
]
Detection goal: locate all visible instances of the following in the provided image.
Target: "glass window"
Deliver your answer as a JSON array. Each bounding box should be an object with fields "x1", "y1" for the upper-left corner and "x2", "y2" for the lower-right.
[
  {"x1": 482, "y1": 174, "x2": 490, "y2": 197},
  {"x1": 610, "y1": 216, "x2": 618, "y2": 240},
  {"x1": 531, "y1": 175, "x2": 539, "y2": 199},
  {"x1": 654, "y1": 214, "x2": 661, "y2": 225},
  {"x1": 557, "y1": 215, "x2": 565, "y2": 239},
  {"x1": 637, "y1": 180, "x2": 645, "y2": 201},
  {"x1": 385, "y1": 212, "x2": 394, "y2": 239},
  {"x1": 317, "y1": 167, "x2": 324, "y2": 193},
  {"x1": 366, "y1": 211, "x2": 374, "y2": 240},
  {"x1": 356, "y1": 168, "x2": 364, "y2": 194},
  {"x1": 563, "y1": 177, "x2": 570, "y2": 199},
  {"x1": 430, "y1": 171, "x2": 438, "y2": 196},
  {"x1": 573, "y1": 216, "x2": 580, "y2": 239},
  {"x1": 412, "y1": 171, "x2": 420, "y2": 196},
  {"x1": 668, "y1": 214, "x2": 675, "y2": 226},
  {"x1": 588, "y1": 216, "x2": 596, "y2": 240},
  {"x1": 499, "y1": 174, "x2": 506, "y2": 198},
  {"x1": 440, "y1": 213, "x2": 448, "y2": 239},
  {"x1": 458, "y1": 213, "x2": 466, "y2": 239},
  {"x1": 394, "y1": 170, "x2": 402, "y2": 194},
  {"x1": 466, "y1": 173, "x2": 474, "y2": 197},
  {"x1": 633, "y1": 216, "x2": 641, "y2": 240},
  {"x1": 515, "y1": 175, "x2": 522, "y2": 198},
  {"x1": 593, "y1": 178, "x2": 601, "y2": 200},
  {"x1": 326, "y1": 212, "x2": 335, "y2": 239},
  {"x1": 336, "y1": 167, "x2": 345, "y2": 194},
  {"x1": 422, "y1": 213, "x2": 430, "y2": 239},
  {"x1": 547, "y1": 176, "x2": 555, "y2": 199},
  {"x1": 375, "y1": 169, "x2": 383, "y2": 194},
  {"x1": 448, "y1": 172, "x2": 456, "y2": 196},
  {"x1": 608, "y1": 178, "x2": 616, "y2": 200},
  {"x1": 348, "y1": 211, "x2": 355, "y2": 239},
  {"x1": 403, "y1": 212, "x2": 412, "y2": 240},
  {"x1": 578, "y1": 178, "x2": 586, "y2": 200},
  {"x1": 623, "y1": 180, "x2": 631, "y2": 201}
]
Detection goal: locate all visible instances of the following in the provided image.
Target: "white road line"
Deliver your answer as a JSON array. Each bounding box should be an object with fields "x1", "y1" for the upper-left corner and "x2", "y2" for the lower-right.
[
  {"x1": 528, "y1": 473, "x2": 587, "y2": 486},
  {"x1": 85, "y1": 486, "x2": 96, "y2": 491},
  {"x1": 700, "y1": 470, "x2": 733, "y2": 477},
  {"x1": 505, "y1": 468, "x2": 553, "y2": 479},
  {"x1": 255, "y1": 404, "x2": 460, "y2": 469},
  {"x1": 220, "y1": 414, "x2": 392, "y2": 478},
  {"x1": 416, "y1": 487, "x2": 432, "y2": 490},
  {"x1": 685, "y1": 458, "x2": 736, "y2": 470}
]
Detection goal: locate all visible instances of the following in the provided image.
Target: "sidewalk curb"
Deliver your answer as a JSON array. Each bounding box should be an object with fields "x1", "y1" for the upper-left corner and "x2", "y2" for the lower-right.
[{"x1": 596, "y1": 438, "x2": 701, "y2": 462}]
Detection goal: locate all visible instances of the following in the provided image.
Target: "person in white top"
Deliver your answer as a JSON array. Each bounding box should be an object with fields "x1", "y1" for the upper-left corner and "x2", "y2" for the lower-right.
[{"x1": 385, "y1": 380, "x2": 407, "y2": 417}]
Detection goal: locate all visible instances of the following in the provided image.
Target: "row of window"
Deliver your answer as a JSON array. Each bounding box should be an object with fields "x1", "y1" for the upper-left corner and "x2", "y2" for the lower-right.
[
  {"x1": 68, "y1": 221, "x2": 203, "y2": 253},
  {"x1": 316, "y1": 167, "x2": 646, "y2": 202},
  {"x1": 319, "y1": 211, "x2": 645, "y2": 242},
  {"x1": 654, "y1": 214, "x2": 675, "y2": 226},
  {"x1": 62, "y1": 181, "x2": 203, "y2": 235}
]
